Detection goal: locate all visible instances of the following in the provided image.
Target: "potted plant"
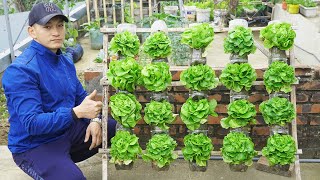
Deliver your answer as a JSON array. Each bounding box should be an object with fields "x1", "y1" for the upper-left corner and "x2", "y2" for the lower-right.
[
  {"x1": 286, "y1": 0, "x2": 301, "y2": 14},
  {"x1": 195, "y1": 1, "x2": 212, "y2": 23},
  {"x1": 107, "y1": 57, "x2": 141, "y2": 92},
  {"x1": 263, "y1": 61, "x2": 297, "y2": 94},
  {"x1": 144, "y1": 100, "x2": 175, "y2": 132},
  {"x1": 62, "y1": 23, "x2": 83, "y2": 63},
  {"x1": 282, "y1": 0, "x2": 288, "y2": 10},
  {"x1": 180, "y1": 64, "x2": 219, "y2": 91},
  {"x1": 221, "y1": 99, "x2": 257, "y2": 129},
  {"x1": 220, "y1": 63, "x2": 257, "y2": 94},
  {"x1": 143, "y1": 31, "x2": 172, "y2": 62},
  {"x1": 142, "y1": 134, "x2": 178, "y2": 170},
  {"x1": 182, "y1": 133, "x2": 213, "y2": 172},
  {"x1": 221, "y1": 132, "x2": 257, "y2": 172},
  {"x1": 259, "y1": 97, "x2": 295, "y2": 134},
  {"x1": 262, "y1": 134, "x2": 297, "y2": 171},
  {"x1": 299, "y1": 0, "x2": 318, "y2": 17},
  {"x1": 81, "y1": 18, "x2": 103, "y2": 50},
  {"x1": 138, "y1": 62, "x2": 172, "y2": 92},
  {"x1": 180, "y1": 98, "x2": 218, "y2": 131},
  {"x1": 223, "y1": 26, "x2": 256, "y2": 63},
  {"x1": 181, "y1": 23, "x2": 214, "y2": 65},
  {"x1": 110, "y1": 131, "x2": 142, "y2": 170},
  {"x1": 109, "y1": 93, "x2": 142, "y2": 129},
  {"x1": 109, "y1": 31, "x2": 140, "y2": 59},
  {"x1": 260, "y1": 22, "x2": 296, "y2": 63}
]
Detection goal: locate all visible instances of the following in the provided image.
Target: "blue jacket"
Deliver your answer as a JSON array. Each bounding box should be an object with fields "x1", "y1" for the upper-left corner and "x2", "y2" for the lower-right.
[{"x1": 2, "y1": 40, "x2": 89, "y2": 153}]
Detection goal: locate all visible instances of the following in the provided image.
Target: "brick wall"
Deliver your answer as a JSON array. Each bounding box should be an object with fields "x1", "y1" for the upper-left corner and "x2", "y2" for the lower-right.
[{"x1": 84, "y1": 65, "x2": 320, "y2": 159}]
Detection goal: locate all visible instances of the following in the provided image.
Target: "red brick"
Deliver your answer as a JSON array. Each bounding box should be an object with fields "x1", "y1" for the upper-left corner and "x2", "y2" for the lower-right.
[
  {"x1": 173, "y1": 93, "x2": 187, "y2": 103},
  {"x1": 178, "y1": 125, "x2": 187, "y2": 134},
  {"x1": 211, "y1": 137, "x2": 223, "y2": 146},
  {"x1": 175, "y1": 105, "x2": 182, "y2": 113},
  {"x1": 296, "y1": 104, "x2": 302, "y2": 113},
  {"x1": 311, "y1": 92, "x2": 320, "y2": 102},
  {"x1": 133, "y1": 127, "x2": 141, "y2": 134},
  {"x1": 296, "y1": 93, "x2": 309, "y2": 103},
  {"x1": 297, "y1": 81, "x2": 320, "y2": 90},
  {"x1": 173, "y1": 86, "x2": 188, "y2": 92},
  {"x1": 207, "y1": 116, "x2": 223, "y2": 124},
  {"x1": 248, "y1": 93, "x2": 267, "y2": 103},
  {"x1": 208, "y1": 94, "x2": 222, "y2": 102},
  {"x1": 296, "y1": 115, "x2": 309, "y2": 125},
  {"x1": 295, "y1": 66, "x2": 313, "y2": 77},
  {"x1": 215, "y1": 104, "x2": 227, "y2": 113},
  {"x1": 173, "y1": 116, "x2": 184, "y2": 124},
  {"x1": 171, "y1": 71, "x2": 181, "y2": 81},
  {"x1": 169, "y1": 126, "x2": 177, "y2": 136},
  {"x1": 256, "y1": 69, "x2": 264, "y2": 79},
  {"x1": 310, "y1": 119, "x2": 320, "y2": 125},
  {"x1": 137, "y1": 95, "x2": 148, "y2": 102},
  {"x1": 311, "y1": 104, "x2": 320, "y2": 113},
  {"x1": 252, "y1": 126, "x2": 270, "y2": 136},
  {"x1": 84, "y1": 71, "x2": 101, "y2": 81}
]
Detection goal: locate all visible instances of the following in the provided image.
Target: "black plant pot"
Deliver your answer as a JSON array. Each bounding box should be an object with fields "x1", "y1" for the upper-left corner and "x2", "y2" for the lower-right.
[
  {"x1": 151, "y1": 162, "x2": 170, "y2": 171},
  {"x1": 65, "y1": 43, "x2": 84, "y2": 63},
  {"x1": 229, "y1": 163, "x2": 248, "y2": 172},
  {"x1": 115, "y1": 161, "x2": 134, "y2": 170},
  {"x1": 189, "y1": 161, "x2": 208, "y2": 172}
]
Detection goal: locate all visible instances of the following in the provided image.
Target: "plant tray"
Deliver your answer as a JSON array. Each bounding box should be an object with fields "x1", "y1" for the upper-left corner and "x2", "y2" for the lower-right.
[
  {"x1": 299, "y1": 5, "x2": 318, "y2": 18},
  {"x1": 256, "y1": 156, "x2": 294, "y2": 177}
]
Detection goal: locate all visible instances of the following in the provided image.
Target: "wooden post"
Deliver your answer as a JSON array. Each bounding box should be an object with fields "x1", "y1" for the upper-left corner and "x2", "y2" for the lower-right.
[
  {"x1": 130, "y1": 0, "x2": 134, "y2": 20},
  {"x1": 86, "y1": 0, "x2": 91, "y2": 23},
  {"x1": 121, "y1": 0, "x2": 125, "y2": 23},
  {"x1": 140, "y1": 0, "x2": 143, "y2": 20},
  {"x1": 149, "y1": 0, "x2": 152, "y2": 17},
  {"x1": 103, "y1": 0, "x2": 107, "y2": 24},
  {"x1": 94, "y1": 0, "x2": 100, "y2": 20},
  {"x1": 112, "y1": 0, "x2": 116, "y2": 25}
]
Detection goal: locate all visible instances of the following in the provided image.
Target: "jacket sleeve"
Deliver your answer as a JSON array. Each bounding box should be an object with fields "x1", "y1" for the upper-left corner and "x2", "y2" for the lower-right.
[{"x1": 3, "y1": 64, "x2": 73, "y2": 135}]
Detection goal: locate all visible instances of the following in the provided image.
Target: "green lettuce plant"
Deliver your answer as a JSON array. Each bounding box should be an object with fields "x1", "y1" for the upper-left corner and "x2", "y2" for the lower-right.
[
  {"x1": 142, "y1": 134, "x2": 178, "y2": 168},
  {"x1": 221, "y1": 99, "x2": 256, "y2": 129},
  {"x1": 263, "y1": 61, "x2": 297, "y2": 94},
  {"x1": 180, "y1": 98, "x2": 218, "y2": 130},
  {"x1": 182, "y1": 133, "x2": 213, "y2": 167},
  {"x1": 181, "y1": 23, "x2": 214, "y2": 49},
  {"x1": 262, "y1": 134, "x2": 297, "y2": 166},
  {"x1": 221, "y1": 132, "x2": 257, "y2": 166},
  {"x1": 260, "y1": 22, "x2": 296, "y2": 50},
  {"x1": 143, "y1": 31, "x2": 172, "y2": 59},
  {"x1": 110, "y1": 131, "x2": 142, "y2": 165},
  {"x1": 144, "y1": 100, "x2": 175, "y2": 130},
  {"x1": 220, "y1": 63, "x2": 257, "y2": 92},
  {"x1": 110, "y1": 93, "x2": 142, "y2": 128},
  {"x1": 107, "y1": 57, "x2": 141, "y2": 92},
  {"x1": 224, "y1": 26, "x2": 256, "y2": 57},
  {"x1": 259, "y1": 97, "x2": 295, "y2": 126},
  {"x1": 109, "y1": 31, "x2": 140, "y2": 57},
  {"x1": 139, "y1": 62, "x2": 172, "y2": 92},
  {"x1": 180, "y1": 64, "x2": 219, "y2": 91}
]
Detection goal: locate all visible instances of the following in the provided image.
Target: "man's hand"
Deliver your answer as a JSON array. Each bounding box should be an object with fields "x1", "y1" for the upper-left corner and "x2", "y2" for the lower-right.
[
  {"x1": 84, "y1": 122, "x2": 102, "y2": 150},
  {"x1": 73, "y1": 90, "x2": 102, "y2": 119}
]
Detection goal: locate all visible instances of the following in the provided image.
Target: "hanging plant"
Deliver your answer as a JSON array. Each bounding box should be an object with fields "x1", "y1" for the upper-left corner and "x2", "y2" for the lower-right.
[
  {"x1": 221, "y1": 99, "x2": 256, "y2": 129},
  {"x1": 262, "y1": 134, "x2": 296, "y2": 166},
  {"x1": 144, "y1": 100, "x2": 175, "y2": 130},
  {"x1": 220, "y1": 63, "x2": 257, "y2": 92},
  {"x1": 180, "y1": 64, "x2": 219, "y2": 91},
  {"x1": 109, "y1": 31, "x2": 140, "y2": 58},
  {"x1": 143, "y1": 31, "x2": 172, "y2": 59},
  {"x1": 260, "y1": 22, "x2": 296, "y2": 50},
  {"x1": 182, "y1": 133, "x2": 213, "y2": 167},
  {"x1": 263, "y1": 61, "x2": 297, "y2": 94},
  {"x1": 224, "y1": 26, "x2": 256, "y2": 57},
  {"x1": 259, "y1": 97, "x2": 295, "y2": 126},
  {"x1": 180, "y1": 98, "x2": 218, "y2": 130},
  {"x1": 107, "y1": 57, "x2": 141, "y2": 92},
  {"x1": 221, "y1": 132, "x2": 257, "y2": 166},
  {"x1": 110, "y1": 93, "x2": 142, "y2": 128},
  {"x1": 181, "y1": 23, "x2": 214, "y2": 49}
]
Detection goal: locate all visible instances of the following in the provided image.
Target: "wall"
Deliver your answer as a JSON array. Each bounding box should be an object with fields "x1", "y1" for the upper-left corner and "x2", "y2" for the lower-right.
[{"x1": 84, "y1": 65, "x2": 320, "y2": 159}]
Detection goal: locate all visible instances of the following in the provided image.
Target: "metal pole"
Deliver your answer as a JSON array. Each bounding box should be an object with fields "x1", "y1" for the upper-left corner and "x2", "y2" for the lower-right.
[
  {"x1": 65, "y1": 0, "x2": 70, "y2": 17},
  {"x1": 3, "y1": 0, "x2": 15, "y2": 62}
]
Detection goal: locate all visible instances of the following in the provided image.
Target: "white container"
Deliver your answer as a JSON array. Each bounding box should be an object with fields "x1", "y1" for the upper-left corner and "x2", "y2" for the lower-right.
[
  {"x1": 184, "y1": 6, "x2": 197, "y2": 22},
  {"x1": 299, "y1": 5, "x2": 318, "y2": 18},
  {"x1": 196, "y1": 8, "x2": 210, "y2": 23},
  {"x1": 164, "y1": 6, "x2": 179, "y2": 16},
  {"x1": 151, "y1": 20, "x2": 168, "y2": 33},
  {"x1": 228, "y1": 19, "x2": 248, "y2": 31},
  {"x1": 117, "y1": 23, "x2": 137, "y2": 34},
  {"x1": 268, "y1": 20, "x2": 282, "y2": 25}
]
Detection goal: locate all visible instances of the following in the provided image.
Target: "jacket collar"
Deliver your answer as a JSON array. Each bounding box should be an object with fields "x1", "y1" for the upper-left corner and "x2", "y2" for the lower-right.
[{"x1": 30, "y1": 40, "x2": 63, "y2": 64}]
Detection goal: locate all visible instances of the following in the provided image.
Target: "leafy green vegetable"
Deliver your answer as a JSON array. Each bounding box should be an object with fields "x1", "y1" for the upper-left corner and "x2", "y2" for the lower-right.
[
  {"x1": 220, "y1": 63, "x2": 257, "y2": 92},
  {"x1": 180, "y1": 98, "x2": 218, "y2": 130},
  {"x1": 181, "y1": 23, "x2": 214, "y2": 49},
  {"x1": 142, "y1": 134, "x2": 178, "y2": 168},
  {"x1": 224, "y1": 26, "x2": 256, "y2": 56},
  {"x1": 109, "y1": 31, "x2": 140, "y2": 57},
  {"x1": 221, "y1": 99, "x2": 256, "y2": 129},
  {"x1": 262, "y1": 134, "x2": 296, "y2": 166},
  {"x1": 221, "y1": 132, "x2": 257, "y2": 166},
  {"x1": 143, "y1": 31, "x2": 172, "y2": 59},
  {"x1": 260, "y1": 22, "x2": 296, "y2": 50},
  {"x1": 263, "y1": 61, "x2": 297, "y2": 94},
  {"x1": 110, "y1": 131, "x2": 142, "y2": 165},
  {"x1": 144, "y1": 100, "x2": 175, "y2": 130},
  {"x1": 259, "y1": 97, "x2": 295, "y2": 126},
  {"x1": 139, "y1": 62, "x2": 172, "y2": 92},
  {"x1": 182, "y1": 133, "x2": 213, "y2": 167},
  {"x1": 110, "y1": 93, "x2": 142, "y2": 128},
  {"x1": 107, "y1": 57, "x2": 141, "y2": 92},
  {"x1": 180, "y1": 64, "x2": 219, "y2": 91}
]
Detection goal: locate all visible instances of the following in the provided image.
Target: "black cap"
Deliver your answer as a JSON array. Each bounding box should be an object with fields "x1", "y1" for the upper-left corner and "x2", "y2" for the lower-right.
[{"x1": 28, "y1": 2, "x2": 68, "y2": 26}]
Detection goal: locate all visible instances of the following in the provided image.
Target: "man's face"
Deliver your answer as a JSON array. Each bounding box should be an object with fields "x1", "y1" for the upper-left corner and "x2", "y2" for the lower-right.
[{"x1": 28, "y1": 16, "x2": 65, "y2": 53}]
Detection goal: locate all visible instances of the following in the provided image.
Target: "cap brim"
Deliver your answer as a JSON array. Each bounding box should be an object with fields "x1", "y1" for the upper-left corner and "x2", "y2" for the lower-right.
[{"x1": 36, "y1": 14, "x2": 69, "y2": 26}]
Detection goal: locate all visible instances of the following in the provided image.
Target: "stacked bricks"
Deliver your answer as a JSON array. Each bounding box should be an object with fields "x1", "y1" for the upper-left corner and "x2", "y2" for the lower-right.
[{"x1": 85, "y1": 65, "x2": 320, "y2": 158}]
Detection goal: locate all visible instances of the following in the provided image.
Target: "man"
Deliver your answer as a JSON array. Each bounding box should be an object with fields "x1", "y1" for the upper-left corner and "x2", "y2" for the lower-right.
[{"x1": 2, "y1": 2, "x2": 116, "y2": 179}]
